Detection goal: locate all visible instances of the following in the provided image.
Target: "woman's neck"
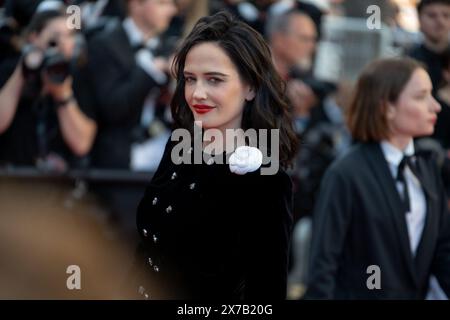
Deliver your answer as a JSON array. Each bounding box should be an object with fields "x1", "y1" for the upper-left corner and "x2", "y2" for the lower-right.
[
  {"x1": 387, "y1": 135, "x2": 413, "y2": 152},
  {"x1": 202, "y1": 127, "x2": 246, "y2": 155}
]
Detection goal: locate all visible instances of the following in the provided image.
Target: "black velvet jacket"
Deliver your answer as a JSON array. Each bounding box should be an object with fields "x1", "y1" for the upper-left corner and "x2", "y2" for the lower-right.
[{"x1": 131, "y1": 139, "x2": 293, "y2": 299}]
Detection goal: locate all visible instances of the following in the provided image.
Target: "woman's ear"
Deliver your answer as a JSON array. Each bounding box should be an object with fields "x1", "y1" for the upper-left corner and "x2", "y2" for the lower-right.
[
  {"x1": 245, "y1": 88, "x2": 256, "y2": 101},
  {"x1": 386, "y1": 102, "x2": 396, "y2": 120}
]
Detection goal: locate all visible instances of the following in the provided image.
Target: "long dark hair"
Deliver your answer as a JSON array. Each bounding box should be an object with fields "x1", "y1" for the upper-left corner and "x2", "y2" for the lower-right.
[{"x1": 170, "y1": 11, "x2": 298, "y2": 168}]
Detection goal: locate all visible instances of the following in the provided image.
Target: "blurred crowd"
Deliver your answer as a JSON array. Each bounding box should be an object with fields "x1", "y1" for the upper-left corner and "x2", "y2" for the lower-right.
[{"x1": 1, "y1": 0, "x2": 450, "y2": 299}]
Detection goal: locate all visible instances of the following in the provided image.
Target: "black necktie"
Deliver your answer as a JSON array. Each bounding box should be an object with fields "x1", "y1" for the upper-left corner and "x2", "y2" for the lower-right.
[
  {"x1": 132, "y1": 41, "x2": 158, "y2": 55},
  {"x1": 396, "y1": 154, "x2": 427, "y2": 213},
  {"x1": 397, "y1": 156, "x2": 412, "y2": 213},
  {"x1": 132, "y1": 43, "x2": 146, "y2": 53}
]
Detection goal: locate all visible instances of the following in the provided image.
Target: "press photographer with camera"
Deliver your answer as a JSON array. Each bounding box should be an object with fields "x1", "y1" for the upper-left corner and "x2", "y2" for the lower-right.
[{"x1": 0, "y1": 8, "x2": 97, "y2": 169}]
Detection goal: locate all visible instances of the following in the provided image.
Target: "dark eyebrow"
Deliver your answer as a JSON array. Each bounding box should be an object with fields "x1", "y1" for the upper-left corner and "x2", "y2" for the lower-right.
[
  {"x1": 183, "y1": 71, "x2": 229, "y2": 77},
  {"x1": 205, "y1": 72, "x2": 228, "y2": 77}
]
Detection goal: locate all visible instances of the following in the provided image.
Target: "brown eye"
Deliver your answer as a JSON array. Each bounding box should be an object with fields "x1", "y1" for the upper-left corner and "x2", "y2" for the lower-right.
[
  {"x1": 208, "y1": 78, "x2": 222, "y2": 84},
  {"x1": 185, "y1": 76, "x2": 195, "y2": 83}
]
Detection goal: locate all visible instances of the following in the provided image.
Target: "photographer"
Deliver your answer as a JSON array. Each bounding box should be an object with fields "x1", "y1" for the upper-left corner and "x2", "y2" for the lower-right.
[{"x1": 0, "y1": 8, "x2": 97, "y2": 169}]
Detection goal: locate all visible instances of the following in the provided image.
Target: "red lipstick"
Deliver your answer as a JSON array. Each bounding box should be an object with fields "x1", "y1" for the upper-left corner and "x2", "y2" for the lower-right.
[{"x1": 193, "y1": 104, "x2": 215, "y2": 114}]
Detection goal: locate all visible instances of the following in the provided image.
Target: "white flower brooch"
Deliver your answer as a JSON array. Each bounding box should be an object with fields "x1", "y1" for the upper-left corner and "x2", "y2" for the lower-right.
[{"x1": 229, "y1": 146, "x2": 263, "y2": 175}]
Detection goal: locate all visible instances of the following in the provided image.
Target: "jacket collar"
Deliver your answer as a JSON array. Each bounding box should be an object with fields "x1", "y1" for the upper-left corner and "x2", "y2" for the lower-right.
[
  {"x1": 380, "y1": 139, "x2": 415, "y2": 169},
  {"x1": 363, "y1": 142, "x2": 419, "y2": 286}
]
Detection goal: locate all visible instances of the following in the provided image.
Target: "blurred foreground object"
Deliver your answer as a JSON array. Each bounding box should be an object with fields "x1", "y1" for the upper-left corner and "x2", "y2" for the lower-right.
[{"x1": 0, "y1": 175, "x2": 148, "y2": 299}]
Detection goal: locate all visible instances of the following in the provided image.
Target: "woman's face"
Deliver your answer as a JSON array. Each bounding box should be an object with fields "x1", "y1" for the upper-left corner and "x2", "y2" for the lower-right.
[
  {"x1": 388, "y1": 68, "x2": 441, "y2": 139},
  {"x1": 183, "y1": 42, "x2": 255, "y2": 131}
]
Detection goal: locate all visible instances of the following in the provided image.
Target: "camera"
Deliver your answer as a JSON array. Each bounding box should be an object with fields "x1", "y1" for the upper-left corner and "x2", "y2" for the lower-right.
[{"x1": 21, "y1": 40, "x2": 71, "y2": 84}]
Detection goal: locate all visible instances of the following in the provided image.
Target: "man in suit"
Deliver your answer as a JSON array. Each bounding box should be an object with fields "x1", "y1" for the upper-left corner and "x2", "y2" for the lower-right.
[{"x1": 87, "y1": 0, "x2": 176, "y2": 170}]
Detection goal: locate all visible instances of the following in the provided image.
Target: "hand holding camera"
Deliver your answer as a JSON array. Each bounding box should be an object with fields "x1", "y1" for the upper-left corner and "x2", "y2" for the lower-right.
[
  {"x1": 42, "y1": 71, "x2": 74, "y2": 107},
  {"x1": 22, "y1": 41, "x2": 71, "y2": 79},
  {"x1": 20, "y1": 38, "x2": 76, "y2": 107}
]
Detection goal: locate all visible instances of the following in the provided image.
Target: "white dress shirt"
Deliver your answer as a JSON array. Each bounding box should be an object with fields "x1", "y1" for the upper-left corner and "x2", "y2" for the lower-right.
[
  {"x1": 380, "y1": 140, "x2": 426, "y2": 255},
  {"x1": 380, "y1": 140, "x2": 447, "y2": 299}
]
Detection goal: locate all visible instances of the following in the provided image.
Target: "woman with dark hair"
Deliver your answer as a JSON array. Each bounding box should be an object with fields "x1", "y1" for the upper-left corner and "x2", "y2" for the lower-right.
[
  {"x1": 132, "y1": 11, "x2": 298, "y2": 299},
  {"x1": 306, "y1": 58, "x2": 450, "y2": 299}
]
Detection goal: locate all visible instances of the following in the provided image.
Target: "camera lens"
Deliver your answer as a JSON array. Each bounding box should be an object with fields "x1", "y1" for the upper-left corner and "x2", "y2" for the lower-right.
[
  {"x1": 44, "y1": 48, "x2": 70, "y2": 83},
  {"x1": 45, "y1": 61, "x2": 70, "y2": 83},
  {"x1": 22, "y1": 45, "x2": 44, "y2": 71}
]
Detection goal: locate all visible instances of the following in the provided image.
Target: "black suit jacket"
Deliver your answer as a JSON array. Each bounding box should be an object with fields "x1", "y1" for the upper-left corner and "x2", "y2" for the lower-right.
[
  {"x1": 306, "y1": 143, "x2": 450, "y2": 299},
  {"x1": 87, "y1": 20, "x2": 161, "y2": 169}
]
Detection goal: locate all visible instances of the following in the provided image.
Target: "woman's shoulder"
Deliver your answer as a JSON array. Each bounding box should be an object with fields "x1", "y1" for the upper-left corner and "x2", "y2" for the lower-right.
[
  {"x1": 150, "y1": 137, "x2": 186, "y2": 183},
  {"x1": 325, "y1": 143, "x2": 371, "y2": 175}
]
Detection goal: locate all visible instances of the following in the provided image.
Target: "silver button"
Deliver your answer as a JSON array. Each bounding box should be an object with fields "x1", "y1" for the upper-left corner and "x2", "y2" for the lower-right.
[
  {"x1": 171, "y1": 172, "x2": 177, "y2": 180},
  {"x1": 142, "y1": 229, "x2": 148, "y2": 237},
  {"x1": 148, "y1": 257, "x2": 153, "y2": 266},
  {"x1": 166, "y1": 205, "x2": 172, "y2": 213},
  {"x1": 153, "y1": 265, "x2": 160, "y2": 272},
  {"x1": 152, "y1": 234, "x2": 159, "y2": 243},
  {"x1": 152, "y1": 197, "x2": 158, "y2": 205},
  {"x1": 189, "y1": 183, "x2": 196, "y2": 190}
]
